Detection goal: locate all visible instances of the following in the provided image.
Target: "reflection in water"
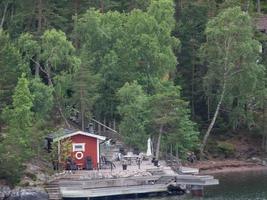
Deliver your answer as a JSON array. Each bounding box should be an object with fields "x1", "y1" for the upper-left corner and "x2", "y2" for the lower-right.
[{"x1": 126, "y1": 170, "x2": 267, "y2": 200}]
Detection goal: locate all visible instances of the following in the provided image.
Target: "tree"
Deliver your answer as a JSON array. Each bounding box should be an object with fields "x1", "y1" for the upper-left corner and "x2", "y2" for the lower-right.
[
  {"x1": 0, "y1": 30, "x2": 24, "y2": 112},
  {"x1": 0, "y1": 74, "x2": 34, "y2": 185},
  {"x1": 148, "y1": 81, "x2": 198, "y2": 160},
  {"x1": 117, "y1": 81, "x2": 148, "y2": 149},
  {"x1": 71, "y1": 53, "x2": 99, "y2": 130},
  {"x1": 199, "y1": 7, "x2": 265, "y2": 156},
  {"x1": 18, "y1": 30, "x2": 80, "y2": 126},
  {"x1": 2, "y1": 73, "x2": 34, "y2": 149},
  {"x1": 175, "y1": 2, "x2": 208, "y2": 120},
  {"x1": 76, "y1": 0, "x2": 179, "y2": 123},
  {"x1": 30, "y1": 78, "x2": 54, "y2": 120}
]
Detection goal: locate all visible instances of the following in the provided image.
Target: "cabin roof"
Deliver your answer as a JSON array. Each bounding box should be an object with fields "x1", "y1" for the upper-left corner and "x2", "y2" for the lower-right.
[{"x1": 46, "y1": 128, "x2": 106, "y2": 142}]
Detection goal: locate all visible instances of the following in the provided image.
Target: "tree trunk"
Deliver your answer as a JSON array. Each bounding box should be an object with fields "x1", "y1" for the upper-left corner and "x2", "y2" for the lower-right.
[
  {"x1": 35, "y1": 0, "x2": 43, "y2": 77},
  {"x1": 257, "y1": 0, "x2": 261, "y2": 13},
  {"x1": 113, "y1": 119, "x2": 116, "y2": 131},
  {"x1": 73, "y1": 0, "x2": 80, "y2": 49},
  {"x1": 74, "y1": 0, "x2": 80, "y2": 15},
  {"x1": 155, "y1": 125, "x2": 163, "y2": 160},
  {"x1": 80, "y1": 88, "x2": 85, "y2": 131},
  {"x1": 0, "y1": 2, "x2": 9, "y2": 29},
  {"x1": 98, "y1": 121, "x2": 101, "y2": 134},
  {"x1": 103, "y1": 117, "x2": 106, "y2": 132},
  {"x1": 100, "y1": 0, "x2": 104, "y2": 13},
  {"x1": 191, "y1": 55, "x2": 195, "y2": 119},
  {"x1": 44, "y1": 66, "x2": 70, "y2": 128},
  {"x1": 46, "y1": 64, "x2": 53, "y2": 86},
  {"x1": 37, "y1": 0, "x2": 42, "y2": 33},
  {"x1": 263, "y1": 95, "x2": 267, "y2": 152},
  {"x1": 200, "y1": 82, "x2": 226, "y2": 156},
  {"x1": 207, "y1": 96, "x2": 210, "y2": 121}
]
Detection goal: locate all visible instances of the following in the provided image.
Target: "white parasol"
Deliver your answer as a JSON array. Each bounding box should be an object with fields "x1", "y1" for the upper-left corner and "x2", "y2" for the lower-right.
[{"x1": 146, "y1": 137, "x2": 152, "y2": 157}]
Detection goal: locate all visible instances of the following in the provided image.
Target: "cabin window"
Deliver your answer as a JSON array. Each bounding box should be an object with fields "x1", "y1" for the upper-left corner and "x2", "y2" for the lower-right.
[{"x1": 73, "y1": 143, "x2": 85, "y2": 152}]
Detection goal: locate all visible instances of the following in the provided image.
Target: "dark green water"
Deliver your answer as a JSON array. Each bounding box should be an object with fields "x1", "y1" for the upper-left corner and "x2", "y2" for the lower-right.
[
  {"x1": 67, "y1": 170, "x2": 267, "y2": 200},
  {"x1": 137, "y1": 169, "x2": 267, "y2": 200}
]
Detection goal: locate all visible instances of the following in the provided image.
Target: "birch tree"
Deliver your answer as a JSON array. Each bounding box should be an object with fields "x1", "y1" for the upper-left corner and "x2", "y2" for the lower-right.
[{"x1": 199, "y1": 7, "x2": 265, "y2": 156}]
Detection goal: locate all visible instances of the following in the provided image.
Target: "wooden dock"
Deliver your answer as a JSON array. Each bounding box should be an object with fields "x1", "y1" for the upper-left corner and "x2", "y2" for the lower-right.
[
  {"x1": 47, "y1": 160, "x2": 218, "y2": 199},
  {"x1": 60, "y1": 175, "x2": 218, "y2": 198}
]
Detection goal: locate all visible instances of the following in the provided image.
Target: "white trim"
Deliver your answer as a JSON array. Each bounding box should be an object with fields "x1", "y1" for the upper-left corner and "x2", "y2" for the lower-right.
[
  {"x1": 72, "y1": 143, "x2": 85, "y2": 152},
  {"x1": 53, "y1": 131, "x2": 106, "y2": 142},
  {"x1": 97, "y1": 139, "x2": 100, "y2": 164}
]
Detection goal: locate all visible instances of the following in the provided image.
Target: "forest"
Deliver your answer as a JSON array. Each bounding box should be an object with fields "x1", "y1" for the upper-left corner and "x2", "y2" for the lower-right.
[{"x1": 0, "y1": 0, "x2": 266, "y2": 185}]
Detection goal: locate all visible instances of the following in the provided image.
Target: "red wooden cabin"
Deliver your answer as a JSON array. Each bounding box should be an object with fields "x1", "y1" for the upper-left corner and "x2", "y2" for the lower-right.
[{"x1": 46, "y1": 129, "x2": 106, "y2": 169}]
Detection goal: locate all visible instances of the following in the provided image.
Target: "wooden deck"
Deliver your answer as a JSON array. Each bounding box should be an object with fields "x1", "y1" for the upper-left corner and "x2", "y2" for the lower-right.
[
  {"x1": 61, "y1": 184, "x2": 168, "y2": 198},
  {"x1": 50, "y1": 160, "x2": 219, "y2": 199}
]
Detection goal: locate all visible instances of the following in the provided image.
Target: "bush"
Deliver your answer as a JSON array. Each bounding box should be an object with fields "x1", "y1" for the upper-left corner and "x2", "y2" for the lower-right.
[
  {"x1": 217, "y1": 142, "x2": 235, "y2": 158},
  {"x1": 24, "y1": 172, "x2": 37, "y2": 181},
  {"x1": 0, "y1": 155, "x2": 25, "y2": 186}
]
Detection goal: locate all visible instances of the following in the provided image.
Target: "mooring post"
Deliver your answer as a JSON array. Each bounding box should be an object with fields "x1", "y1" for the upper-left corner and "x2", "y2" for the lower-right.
[
  {"x1": 191, "y1": 185, "x2": 204, "y2": 197},
  {"x1": 137, "y1": 158, "x2": 141, "y2": 169}
]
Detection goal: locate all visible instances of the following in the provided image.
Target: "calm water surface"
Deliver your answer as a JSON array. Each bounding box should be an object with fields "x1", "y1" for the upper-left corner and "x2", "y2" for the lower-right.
[
  {"x1": 67, "y1": 170, "x2": 267, "y2": 200},
  {"x1": 133, "y1": 170, "x2": 267, "y2": 200}
]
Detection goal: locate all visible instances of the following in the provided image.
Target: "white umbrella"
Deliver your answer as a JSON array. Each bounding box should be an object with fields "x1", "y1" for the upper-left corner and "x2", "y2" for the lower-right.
[{"x1": 146, "y1": 137, "x2": 152, "y2": 157}]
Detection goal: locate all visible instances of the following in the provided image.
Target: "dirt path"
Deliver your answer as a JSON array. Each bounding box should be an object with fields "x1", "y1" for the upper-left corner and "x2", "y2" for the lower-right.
[{"x1": 186, "y1": 159, "x2": 267, "y2": 174}]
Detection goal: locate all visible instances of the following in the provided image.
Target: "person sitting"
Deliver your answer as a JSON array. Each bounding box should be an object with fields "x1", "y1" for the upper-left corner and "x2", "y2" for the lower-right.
[
  {"x1": 66, "y1": 157, "x2": 77, "y2": 171},
  {"x1": 187, "y1": 152, "x2": 196, "y2": 163}
]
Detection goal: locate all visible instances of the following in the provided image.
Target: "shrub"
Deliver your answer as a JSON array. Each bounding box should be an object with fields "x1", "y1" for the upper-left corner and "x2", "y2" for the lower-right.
[{"x1": 217, "y1": 141, "x2": 235, "y2": 158}]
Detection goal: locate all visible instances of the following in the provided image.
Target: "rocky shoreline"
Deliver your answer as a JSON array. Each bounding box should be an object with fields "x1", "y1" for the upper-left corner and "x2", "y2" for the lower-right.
[
  {"x1": 0, "y1": 186, "x2": 48, "y2": 200},
  {"x1": 187, "y1": 159, "x2": 267, "y2": 175}
]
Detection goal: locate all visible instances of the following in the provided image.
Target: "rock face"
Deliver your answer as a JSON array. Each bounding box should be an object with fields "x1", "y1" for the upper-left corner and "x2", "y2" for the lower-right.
[{"x1": 0, "y1": 187, "x2": 48, "y2": 200}]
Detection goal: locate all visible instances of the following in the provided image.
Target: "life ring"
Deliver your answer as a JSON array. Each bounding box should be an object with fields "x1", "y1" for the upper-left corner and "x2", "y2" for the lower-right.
[{"x1": 75, "y1": 151, "x2": 83, "y2": 160}]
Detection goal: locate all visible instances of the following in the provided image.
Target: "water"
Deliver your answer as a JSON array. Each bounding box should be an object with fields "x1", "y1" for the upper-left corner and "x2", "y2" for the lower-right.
[
  {"x1": 135, "y1": 170, "x2": 267, "y2": 200},
  {"x1": 65, "y1": 170, "x2": 267, "y2": 200}
]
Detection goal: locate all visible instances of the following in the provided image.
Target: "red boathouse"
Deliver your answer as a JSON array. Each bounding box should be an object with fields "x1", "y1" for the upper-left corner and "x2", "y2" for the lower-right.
[{"x1": 46, "y1": 129, "x2": 106, "y2": 169}]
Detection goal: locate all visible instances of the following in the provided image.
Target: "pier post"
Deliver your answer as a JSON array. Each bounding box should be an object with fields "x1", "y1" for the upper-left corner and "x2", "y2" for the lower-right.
[{"x1": 191, "y1": 185, "x2": 204, "y2": 197}]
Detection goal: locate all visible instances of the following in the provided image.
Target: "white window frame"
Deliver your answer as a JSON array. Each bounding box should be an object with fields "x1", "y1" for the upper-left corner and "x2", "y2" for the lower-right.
[{"x1": 72, "y1": 143, "x2": 85, "y2": 152}]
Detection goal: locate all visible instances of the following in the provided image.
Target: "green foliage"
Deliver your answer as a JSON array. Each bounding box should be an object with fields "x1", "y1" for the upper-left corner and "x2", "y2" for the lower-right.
[
  {"x1": 148, "y1": 81, "x2": 199, "y2": 154},
  {"x1": 0, "y1": 30, "x2": 24, "y2": 111},
  {"x1": 117, "y1": 80, "x2": 199, "y2": 156},
  {"x1": 4, "y1": 73, "x2": 34, "y2": 130},
  {"x1": 71, "y1": 58, "x2": 100, "y2": 129},
  {"x1": 117, "y1": 81, "x2": 148, "y2": 149},
  {"x1": 0, "y1": 148, "x2": 25, "y2": 186},
  {"x1": 217, "y1": 141, "x2": 235, "y2": 158},
  {"x1": 0, "y1": 0, "x2": 266, "y2": 184},
  {"x1": 200, "y1": 6, "x2": 265, "y2": 129},
  {"x1": 41, "y1": 29, "x2": 78, "y2": 71},
  {"x1": 0, "y1": 74, "x2": 34, "y2": 185},
  {"x1": 50, "y1": 137, "x2": 72, "y2": 169},
  {"x1": 175, "y1": 2, "x2": 208, "y2": 120},
  {"x1": 76, "y1": 0, "x2": 179, "y2": 120},
  {"x1": 30, "y1": 78, "x2": 54, "y2": 120}
]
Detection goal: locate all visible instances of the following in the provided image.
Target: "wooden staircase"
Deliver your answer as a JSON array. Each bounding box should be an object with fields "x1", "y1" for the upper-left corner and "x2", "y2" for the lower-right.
[{"x1": 44, "y1": 180, "x2": 62, "y2": 200}]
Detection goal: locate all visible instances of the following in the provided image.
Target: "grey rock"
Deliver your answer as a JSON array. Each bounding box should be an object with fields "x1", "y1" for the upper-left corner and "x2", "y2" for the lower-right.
[{"x1": 0, "y1": 187, "x2": 48, "y2": 200}]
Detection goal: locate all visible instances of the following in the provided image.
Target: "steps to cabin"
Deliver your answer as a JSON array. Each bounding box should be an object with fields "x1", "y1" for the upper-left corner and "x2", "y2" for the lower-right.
[{"x1": 44, "y1": 181, "x2": 62, "y2": 200}]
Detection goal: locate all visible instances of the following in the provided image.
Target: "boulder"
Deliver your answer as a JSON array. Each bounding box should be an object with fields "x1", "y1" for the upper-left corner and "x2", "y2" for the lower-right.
[{"x1": 0, "y1": 187, "x2": 48, "y2": 200}]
